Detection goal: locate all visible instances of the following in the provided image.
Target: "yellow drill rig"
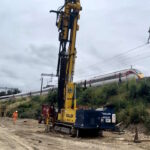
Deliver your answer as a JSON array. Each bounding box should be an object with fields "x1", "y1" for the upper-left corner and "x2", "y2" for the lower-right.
[
  {"x1": 50, "y1": 0, "x2": 82, "y2": 131},
  {"x1": 50, "y1": 0, "x2": 116, "y2": 136}
]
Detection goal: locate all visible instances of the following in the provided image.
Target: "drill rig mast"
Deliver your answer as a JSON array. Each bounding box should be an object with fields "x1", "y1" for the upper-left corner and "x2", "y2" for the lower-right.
[{"x1": 51, "y1": 0, "x2": 82, "y2": 124}]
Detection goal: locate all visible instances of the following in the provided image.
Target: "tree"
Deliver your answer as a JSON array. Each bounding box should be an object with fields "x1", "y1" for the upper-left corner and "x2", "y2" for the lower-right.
[{"x1": 0, "y1": 91, "x2": 6, "y2": 96}]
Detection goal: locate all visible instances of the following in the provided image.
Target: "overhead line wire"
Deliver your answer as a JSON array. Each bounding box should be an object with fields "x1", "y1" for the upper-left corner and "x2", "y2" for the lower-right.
[
  {"x1": 76, "y1": 43, "x2": 148, "y2": 73},
  {"x1": 75, "y1": 53, "x2": 150, "y2": 81},
  {"x1": 75, "y1": 46, "x2": 150, "y2": 81}
]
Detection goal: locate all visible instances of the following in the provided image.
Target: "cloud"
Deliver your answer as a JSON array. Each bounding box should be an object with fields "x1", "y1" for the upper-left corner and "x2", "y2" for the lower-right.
[
  {"x1": 0, "y1": 0, "x2": 150, "y2": 91},
  {"x1": 3, "y1": 44, "x2": 58, "y2": 68}
]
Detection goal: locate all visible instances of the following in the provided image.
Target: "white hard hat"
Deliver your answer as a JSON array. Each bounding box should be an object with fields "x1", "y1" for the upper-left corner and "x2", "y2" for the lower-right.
[{"x1": 16, "y1": 110, "x2": 18, "y2": 112}]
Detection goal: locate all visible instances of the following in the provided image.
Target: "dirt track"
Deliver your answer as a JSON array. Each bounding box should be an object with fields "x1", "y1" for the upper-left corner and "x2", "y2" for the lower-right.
[{"x1": 0, "y1": 118, "x2": 150, "y2": 150}]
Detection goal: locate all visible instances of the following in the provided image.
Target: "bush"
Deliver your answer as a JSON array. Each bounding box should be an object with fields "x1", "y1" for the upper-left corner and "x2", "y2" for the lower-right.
[
  {"x1": 145, "y1": 115, "x2": 150, "y2": 132},
  {"x1": 129, "y1": 84, "x2": 137, "y2": 99},
  {"x1": 117, "y1": 103, "x2": 148, "y2": 125},
  {"x1": 137, "y1": 82, "x2": 150, "y2": 102},
  {"x1": 101, "y1": 84, "x2": 118, "y2": 99},
  {"x1": 117, "y1": 109, "x2": 129, "y2": 124},
  {"x1": 109, "y1": 97, "x2": 128, "y2": 112},
  {"x1": 44, "y1": 90, "x2": 57, "y2": 105},
  {"x1": 78, "y1": 88, "x2": 94, "y2": 106}
]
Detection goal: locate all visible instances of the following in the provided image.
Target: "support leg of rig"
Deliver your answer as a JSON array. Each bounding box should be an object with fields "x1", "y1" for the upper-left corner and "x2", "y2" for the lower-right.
[{"x1": 76, "y1": 129, "x2": 79, "y2": 138}]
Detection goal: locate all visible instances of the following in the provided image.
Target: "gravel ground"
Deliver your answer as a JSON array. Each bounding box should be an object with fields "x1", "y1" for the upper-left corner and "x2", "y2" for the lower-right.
[{"x1": 0, "y1": 117, "x2": 150, "y2": 150}]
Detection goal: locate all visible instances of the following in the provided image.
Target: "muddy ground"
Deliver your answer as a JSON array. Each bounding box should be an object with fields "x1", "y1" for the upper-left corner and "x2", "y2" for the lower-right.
[{"x1": 0, "y1": 118, "x2": 150, "y2": 150}]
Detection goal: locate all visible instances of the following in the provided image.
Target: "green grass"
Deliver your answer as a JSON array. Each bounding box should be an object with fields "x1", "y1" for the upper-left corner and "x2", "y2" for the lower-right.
[
  {"x1": 2, "y1": 78, "x2": 150, "y2": 132},
  {"x1": 76, "y1": 78, "x2": 150, "y2": 131}
]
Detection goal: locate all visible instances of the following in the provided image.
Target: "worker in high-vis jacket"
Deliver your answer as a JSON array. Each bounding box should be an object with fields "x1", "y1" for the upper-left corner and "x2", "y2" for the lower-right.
[{"x1": 12, "y1": 110, "x2": 18, "y2": 124}]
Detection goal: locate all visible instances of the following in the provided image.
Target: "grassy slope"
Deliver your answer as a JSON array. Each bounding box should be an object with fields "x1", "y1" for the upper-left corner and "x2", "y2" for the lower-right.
[
  {"x1": 76, "y1": 78, "x2": 150, "y2": 131},
  {"x1": 0, "y1": 92, "x2": 57, "y2": 119},
  {"x1": 1, "y1": 78, "x2": 150, "y2": 131}
]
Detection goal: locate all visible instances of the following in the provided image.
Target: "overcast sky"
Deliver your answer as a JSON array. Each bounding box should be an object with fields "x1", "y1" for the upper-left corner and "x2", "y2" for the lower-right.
[{"x1": 0, "y1": 0, "x2": 150, "y2": 92}]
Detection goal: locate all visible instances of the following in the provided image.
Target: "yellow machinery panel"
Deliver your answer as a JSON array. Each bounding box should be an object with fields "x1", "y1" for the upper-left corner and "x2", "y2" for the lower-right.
[
  {"x1": 58, "y1": 82, "x2": 77, "y2": 124},
  {"x1": 58, "y1": 108, "x2": 76, "y2": 124},
  {"x1": 65, "y1": 83, "x2": 76, "y2": 109}
]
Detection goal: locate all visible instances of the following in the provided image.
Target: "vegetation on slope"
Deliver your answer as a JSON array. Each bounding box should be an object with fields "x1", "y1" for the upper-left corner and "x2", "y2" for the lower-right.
[
  {"x1": 0, "y1": 88, "x2": 21, "y2": 96},
  {"x1": 4, "y1": 91, "x2": 57, "y2": 119},
  {"x1": 76, "y1": 78, "x2": 150, "y2": 131},
  {"x1": 1, "y1": 78, "x2": 150, "y2": 131}
]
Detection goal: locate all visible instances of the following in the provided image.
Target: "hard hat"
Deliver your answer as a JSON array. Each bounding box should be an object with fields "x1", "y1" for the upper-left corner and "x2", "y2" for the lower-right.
[{"x1": 16, "y1": 110, "x2": 18, "y2": 112}]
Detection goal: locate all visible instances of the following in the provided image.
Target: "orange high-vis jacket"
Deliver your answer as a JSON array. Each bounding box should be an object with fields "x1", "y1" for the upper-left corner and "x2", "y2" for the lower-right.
[{"x1": 12, "y1": 112, "x2": 18, "y2": 120}]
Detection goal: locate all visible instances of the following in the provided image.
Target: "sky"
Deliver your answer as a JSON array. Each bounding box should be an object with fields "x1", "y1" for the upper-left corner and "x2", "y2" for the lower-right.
[{"x1": 0, "y1": 0, "x2": 150, "y2": 92}]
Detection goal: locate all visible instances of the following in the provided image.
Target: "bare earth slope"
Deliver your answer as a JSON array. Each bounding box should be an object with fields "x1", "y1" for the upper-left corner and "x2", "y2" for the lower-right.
[{"x1": 0, "y1": 118, "x2": 150, "y2": 150}]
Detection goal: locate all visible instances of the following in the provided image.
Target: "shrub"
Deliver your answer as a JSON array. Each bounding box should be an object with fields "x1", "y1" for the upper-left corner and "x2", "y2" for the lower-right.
[
  {"x1": 44, "y1": 90, "x2": 57, "y2": 105},
  {"x1": 145, "y1": 115, "x2": 150, "y2": 132},
  {"x1": 102, "y1": 84, "x2": 118, "y2": 98},
  {"x1": 78, "y1": 88, "x2": 94, "y2": 106},
  {"x1": 110, "y1": 97, "x2": 128, "y2": 112}
]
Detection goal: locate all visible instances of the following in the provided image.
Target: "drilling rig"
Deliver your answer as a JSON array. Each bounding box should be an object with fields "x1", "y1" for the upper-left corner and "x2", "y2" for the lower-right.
[
  {"x1": 50, "y1": 0, "x2": 82, "y2": 125},
  {"x1": 49, "y1": 0, "x2": 116, "y2": 136}
]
